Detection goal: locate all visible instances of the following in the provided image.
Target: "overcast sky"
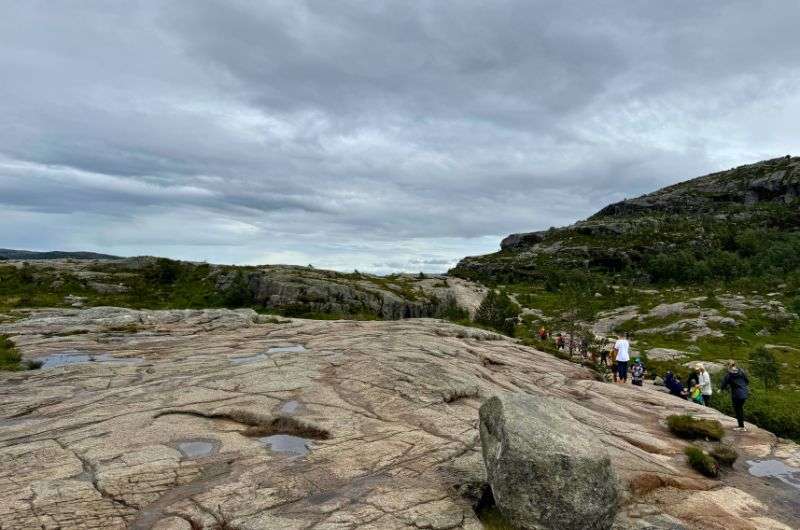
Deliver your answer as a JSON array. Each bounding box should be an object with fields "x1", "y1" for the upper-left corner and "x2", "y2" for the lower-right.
[{"x1": 2, "y1": 1, "x2": 799, "y2": 272}]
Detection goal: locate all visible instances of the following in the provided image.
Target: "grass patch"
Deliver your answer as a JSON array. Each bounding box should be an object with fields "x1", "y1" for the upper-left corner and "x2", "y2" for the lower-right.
[
  {"x1": 685, "y1": 446, "x2": 720, "y2": 478},
  {"x1": 667, "y1": 415, "x2": 724, "y2": 441},
  {"x1": 0, "y1": 335, "x2": 22, "y2": 371},
  {"x1": 154, "y1": 409, "x2": 331, "y2": 440},
  {"x1": 442, "y1": 386, "x2": 480, "y2": 403},
  {"x1": 710, "y1": 445, "x2": 738, "y2": 466}
]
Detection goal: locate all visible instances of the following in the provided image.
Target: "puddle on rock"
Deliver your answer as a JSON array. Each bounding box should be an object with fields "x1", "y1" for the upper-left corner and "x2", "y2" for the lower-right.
[
  {"x1": 41, "y1": 352, "x2": 144, "y2": 369},
  {"x1": 747, "y1": 459, "x2": 800, "y2": 491},
  {"x1": 279, "y1": 400, "x2": 301, "y2": 414},
  {"x1": 230, "y1": 354, "x2": 267, "y2": 365},
  {"x1": 267, "y1": 345, "x2": 307, "y2": 354},
  {"x1": 260, "y1": 434, "x2": 312, "y2": 456},
  {"x1": 175, "y1": 439, "x2": 220, "y2": 459},
  {"x1": 0, "y1": 417, "x2": 37, "y2": 428}
]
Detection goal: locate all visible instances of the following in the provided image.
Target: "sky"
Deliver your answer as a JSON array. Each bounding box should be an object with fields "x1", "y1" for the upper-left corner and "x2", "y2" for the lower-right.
[{"x1": 2, "y1": 1, "x2": 799, "y2": 273}]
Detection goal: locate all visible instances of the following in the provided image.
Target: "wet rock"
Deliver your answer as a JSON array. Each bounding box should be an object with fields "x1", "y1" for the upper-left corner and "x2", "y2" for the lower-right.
[
  {"x1": 1, "y1": 308, "x2": 798, "y2": 529},
  {"x1": 479, "y1": 394, "x2": 618, "y2": 530}
]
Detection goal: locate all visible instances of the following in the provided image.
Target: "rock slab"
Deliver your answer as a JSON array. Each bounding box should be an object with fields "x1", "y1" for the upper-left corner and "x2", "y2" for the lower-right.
[{"x1": 480, "y1": 394, "x2": 618, "y2": 529}]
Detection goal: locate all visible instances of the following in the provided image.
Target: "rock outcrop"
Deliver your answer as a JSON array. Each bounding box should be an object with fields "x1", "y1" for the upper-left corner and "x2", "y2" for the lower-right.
[
  {"x1": 1, "y1": 308, "x2": 799, "y2": 529},
  {"x1": 480, "y1": 394, "x2": 618, "y2": 529}
]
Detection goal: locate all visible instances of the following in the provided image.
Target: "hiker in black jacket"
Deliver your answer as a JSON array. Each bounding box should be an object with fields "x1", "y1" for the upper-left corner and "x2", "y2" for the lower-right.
[{"x1": 720, "y1": 361, "x2": 750, "y2": 431}]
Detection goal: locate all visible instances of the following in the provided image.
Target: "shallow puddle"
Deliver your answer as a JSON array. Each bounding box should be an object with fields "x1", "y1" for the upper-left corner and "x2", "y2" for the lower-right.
[
  {"x1": 279, "y1": 400, "x2": 301, "y2": 414},
  {"x1": 40, "y1": 352, "x2": 144, "y2": 369},
  {"x1": 260, "y1": 434, "x2": 312, "y2": 456},
  {"x1": 747, "y1": 459, "x2": 800, "y2": 491},
  {"x1": 176, "y1": 439, "x2": 219, "y2": 459},
  {"x1": 230, "y1": 354, "x2": 267, "y2": 365},
  {"x1": 267, "y1": 345, "x2": 307, "y2": 354}
]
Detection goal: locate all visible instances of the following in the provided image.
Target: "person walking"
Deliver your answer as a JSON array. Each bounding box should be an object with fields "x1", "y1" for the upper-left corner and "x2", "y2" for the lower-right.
[
  {"x1": 721, "y1": 361, "x2": 750, "y2": 431},
  {"x1": 613, "y1": 332, "x2": 630, "y2": 383},
  {"x1": 696, "y1": 363, "x2": 712, "y2": 406}
]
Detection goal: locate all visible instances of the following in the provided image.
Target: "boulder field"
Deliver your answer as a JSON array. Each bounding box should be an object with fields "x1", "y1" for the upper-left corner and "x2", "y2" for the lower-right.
[{"x1": 0, "y1": 308, "x2": 798, "y2": 529}]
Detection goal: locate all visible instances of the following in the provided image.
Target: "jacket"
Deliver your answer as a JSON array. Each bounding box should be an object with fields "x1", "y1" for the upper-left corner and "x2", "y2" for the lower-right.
[
  {"x1": 698, "y1": 371, "x2": 712, "y2": 396},
  {"x1": 721, "y1": 368, "x2": 749, "y2": 401}
]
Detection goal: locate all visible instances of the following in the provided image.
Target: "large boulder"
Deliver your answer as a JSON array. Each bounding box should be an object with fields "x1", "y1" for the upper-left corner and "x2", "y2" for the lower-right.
[{"x1": 479, "y1": 394, "x2": 619, "y2": 530}]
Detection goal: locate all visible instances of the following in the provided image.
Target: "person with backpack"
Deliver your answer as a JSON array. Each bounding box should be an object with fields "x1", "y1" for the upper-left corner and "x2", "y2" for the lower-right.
[
  {"x1": 613, "y1": 332, "x2": 630, "y2": 383},
  {"x1": 721, "y1": 361, "x2": 750, "y2": 431},
  {"x1": 631, "y1": 358, "x2": 645, "y2": 386}
]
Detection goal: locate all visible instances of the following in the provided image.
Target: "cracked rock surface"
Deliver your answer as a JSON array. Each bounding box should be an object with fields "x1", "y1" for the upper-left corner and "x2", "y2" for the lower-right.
[{"x1": 1, "y1": 307, "x2": 798, "y2": 529}]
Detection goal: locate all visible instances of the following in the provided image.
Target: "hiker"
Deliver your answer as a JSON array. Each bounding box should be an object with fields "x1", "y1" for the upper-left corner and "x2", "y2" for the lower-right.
[
  {"x1": 538, "y1": 326, "x2": 548, "y2": 341},
  {"x1": 664, "y1": 371, "x2": 688, "y2": 398},
  {"x1": 721, "y1": 361, "x2": 750, "y2": 431},
  {"x1": 599, "y1": 340, "x2": 609, "y2": 366},
  {"x1": 555, "y1": 333, "x2": 565, "y2": 350},
  {"x1": 613, "y1": 332, "x2": 630, "y2": 383},
  {"x1": 579, "y1": 337, "x2": 589, "y2": 358},
  {"x1": 696, "y1": 363, "x2": 712, "y2": 406},
  {"x1": 631, "y1": 357, "x2": 645, "y2": 386}
]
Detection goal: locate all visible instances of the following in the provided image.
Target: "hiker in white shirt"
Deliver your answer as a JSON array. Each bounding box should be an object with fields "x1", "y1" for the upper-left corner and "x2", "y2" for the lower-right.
[
  {"x1": 613, "y1": 332, "x2": 630, "y2": 383},
  {"x1": 696, "y1": 363, "x2": 712, "y2": 406}
]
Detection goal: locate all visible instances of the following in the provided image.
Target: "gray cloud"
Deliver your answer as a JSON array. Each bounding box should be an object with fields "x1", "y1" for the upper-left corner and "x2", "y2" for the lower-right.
[{"x1": 1, "y1": 1, "x2": 799, "y2": 271}]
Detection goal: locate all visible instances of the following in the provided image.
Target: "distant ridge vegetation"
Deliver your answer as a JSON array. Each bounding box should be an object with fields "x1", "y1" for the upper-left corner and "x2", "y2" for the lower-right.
[{"x1": 0, "y1": 248, "x2": 123, "y2": 261}]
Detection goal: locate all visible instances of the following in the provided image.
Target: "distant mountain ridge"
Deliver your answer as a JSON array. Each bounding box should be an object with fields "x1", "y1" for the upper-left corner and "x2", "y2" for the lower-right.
[{"x1": 0, "y1": 249, "x2": 123, "y2": 261}]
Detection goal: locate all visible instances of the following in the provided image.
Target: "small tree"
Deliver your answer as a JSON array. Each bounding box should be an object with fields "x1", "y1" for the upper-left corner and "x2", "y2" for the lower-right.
[
  {"x1": 749, "y1": 346, "x2": 780, "y2": 390},
  {"x1": 475, "y1": 290, "x2": 520, "y2": 336}
]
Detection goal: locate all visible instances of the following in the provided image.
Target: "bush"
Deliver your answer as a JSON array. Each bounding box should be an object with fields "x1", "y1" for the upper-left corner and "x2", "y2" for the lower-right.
[
  {"x1": 440, "y1": 294, "x2": 470, "y2": 322},
  {"x1": 667, "y1": 415, "x2": 724, "y2": 441},
  {"x1": 710, "y1": 445, "x2": 738, "y2": 466},
  {"x1": 685, "y1": 446, "x2": 720, "y2": 478},
  {"x1": 143, "y1": 258, "x2": 184, "y2": 285},
  {"x1": 749, "y1": 346, "x2": 780, "y2": 389},
  {"x1": 475, "y1": 290, "x2": 520, "y2": 337},
  {"x1": 0, "y1": 335, "x2": 22, "y2": 371}
]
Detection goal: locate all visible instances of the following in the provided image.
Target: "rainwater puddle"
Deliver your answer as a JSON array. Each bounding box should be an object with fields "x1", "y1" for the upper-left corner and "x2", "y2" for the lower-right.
[
  {"x1": 230, "y1": 354, "x2": 267, "y2": 365},
  {"x1": 231, "y1": 344, "x2": 306, "y2": 364},
  {"x1": 41, "y1": 352, "x2": 144, "y2": 369},
  {"x1": 0, "y1": 417, "x2": 37, "y2": 428},
  {"x1": 267, "y1": 345, "x2": 307, "y2": 354},
  {"x1": 260, "y1": 434, "x2": 312, "y2": 456},
  {"x1": 279, "y1": 400, "x2": 301, "y2": 414},
  {"x1": 747, "y1": 459, "x2": 800, "y2": 491},
  {"x1": 176, "y1": 439, "x2": 219, "y2": 459}
]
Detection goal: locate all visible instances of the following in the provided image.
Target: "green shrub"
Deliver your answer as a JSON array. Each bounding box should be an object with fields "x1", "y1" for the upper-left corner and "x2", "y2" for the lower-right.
[
  {"x1": 475, "y1": 290, "x2": 520, "y2": 337},
  {"x1": 0, "y1": 335, "x2": 22, "y2": 371},
  {"x1": 143, "y1": 258, "x2": 183, "y2": 285},
  {"x1": 667, "y1": 415, "x2": 724, "y2": 441},
  {"x1": 710, "y1": 445, "x2": 738, "y2": 466},
  {"x1": 685, "y1": 446, "x2": 720, "y2": 478},
  {"x1": 748, "y1": 346, "x2": 780, "y2": 389}
]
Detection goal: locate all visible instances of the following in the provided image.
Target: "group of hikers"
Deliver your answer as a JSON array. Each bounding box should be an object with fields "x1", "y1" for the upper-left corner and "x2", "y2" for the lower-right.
[
  {"x1": 662, "y1": 360, "x2": 751, "y2": 431},
  {"x1": 537, "y1": 327, "x2": 752, "y2": 431}
]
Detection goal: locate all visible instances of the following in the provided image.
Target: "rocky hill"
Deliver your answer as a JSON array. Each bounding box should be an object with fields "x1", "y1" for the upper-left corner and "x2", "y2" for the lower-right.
[
  {"x1": 0, "y1": 257, "x2": 484, "y2": 321},
  {"x1": 452, "y1": 155, "x2": 800, "y2": 284}
]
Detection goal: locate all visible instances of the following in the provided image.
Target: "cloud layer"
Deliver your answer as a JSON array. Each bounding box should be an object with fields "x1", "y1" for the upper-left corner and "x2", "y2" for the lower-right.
[{"x1": 2, "y1": 1, "x2": 799, "y2": 272}]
